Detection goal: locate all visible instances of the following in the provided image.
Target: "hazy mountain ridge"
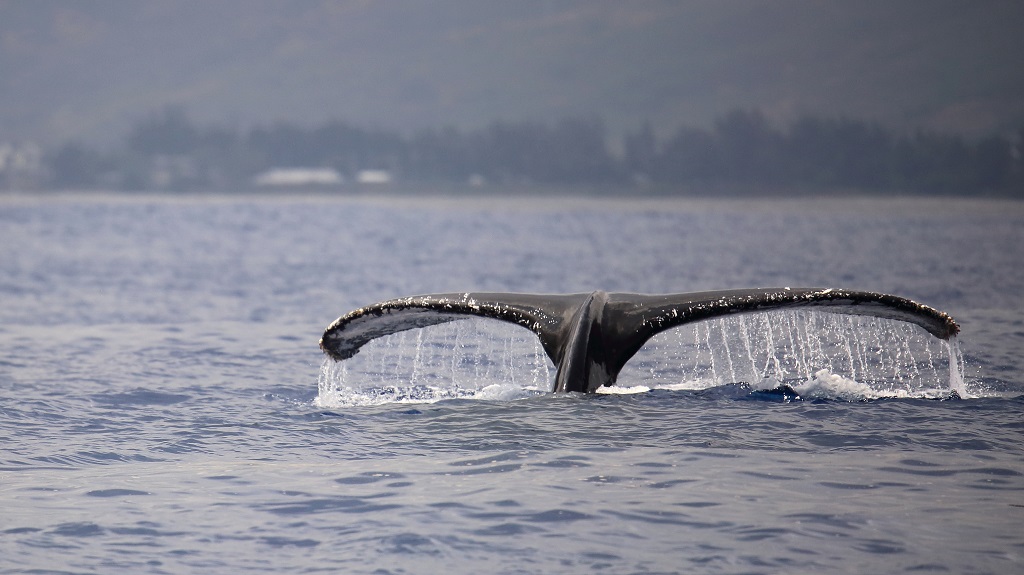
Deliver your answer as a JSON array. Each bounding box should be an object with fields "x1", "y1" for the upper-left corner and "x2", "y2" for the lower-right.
[{"x1": 2, "y1": 0, "x2": 1023, "y2": 146}]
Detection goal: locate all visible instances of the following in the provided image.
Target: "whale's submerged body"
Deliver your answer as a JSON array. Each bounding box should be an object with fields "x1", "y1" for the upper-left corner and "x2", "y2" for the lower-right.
[{"x1": 320, "y1": 288, "x2": 960, "y2": 394}]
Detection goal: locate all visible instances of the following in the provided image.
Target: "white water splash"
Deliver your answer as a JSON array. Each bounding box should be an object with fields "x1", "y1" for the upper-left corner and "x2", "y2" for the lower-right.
[{"x1": 791, "y1": 369, "x2": 959, "y2": 400}]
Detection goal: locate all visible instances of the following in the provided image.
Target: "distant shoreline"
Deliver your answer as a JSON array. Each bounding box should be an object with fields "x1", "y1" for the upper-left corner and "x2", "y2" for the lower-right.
[
  {"x1": 15, "y1": 178, "x2": 1021, "y2": 200},
  {"x1": 4, "y1": 188, "x2": 1022, "y2": 219}
]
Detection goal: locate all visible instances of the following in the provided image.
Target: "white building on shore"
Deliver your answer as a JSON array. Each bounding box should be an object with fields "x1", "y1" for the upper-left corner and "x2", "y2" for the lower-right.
[{"x1": 252, "y1": 167, "x2": 344, "y2": 187}]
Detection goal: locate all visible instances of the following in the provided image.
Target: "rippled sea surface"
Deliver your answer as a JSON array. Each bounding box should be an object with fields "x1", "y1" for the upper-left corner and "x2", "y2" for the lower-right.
[{"x1": 1, "y1": 192, "x2": 1022, "y2": 574}]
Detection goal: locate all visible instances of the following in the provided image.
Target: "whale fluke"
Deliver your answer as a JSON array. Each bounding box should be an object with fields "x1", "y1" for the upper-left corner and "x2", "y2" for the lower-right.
[{"x1": 320, "y1": 288, "x2": 960, "y2": 393}]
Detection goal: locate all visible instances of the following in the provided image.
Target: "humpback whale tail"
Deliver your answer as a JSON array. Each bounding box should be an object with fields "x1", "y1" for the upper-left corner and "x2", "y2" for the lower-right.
[{"x1": 320, "y1": 288, "x2": 959, "y2": 394}]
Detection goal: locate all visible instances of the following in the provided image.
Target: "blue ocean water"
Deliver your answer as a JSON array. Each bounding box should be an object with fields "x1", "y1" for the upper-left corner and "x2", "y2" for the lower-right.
[{"x1": 1, "y1": 193, "x2": 1022, "y2": 574}]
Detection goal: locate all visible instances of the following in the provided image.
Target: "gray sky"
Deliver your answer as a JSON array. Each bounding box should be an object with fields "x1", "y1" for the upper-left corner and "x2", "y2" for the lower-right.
[{"x1": 2, "y1": 0, "x2": 1023, "y2": 145}]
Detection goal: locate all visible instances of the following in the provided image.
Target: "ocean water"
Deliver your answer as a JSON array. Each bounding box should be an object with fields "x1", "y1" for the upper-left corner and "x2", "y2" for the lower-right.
[{"x1": 1, "y1": 192, "x2": 1022, "y2": 574}]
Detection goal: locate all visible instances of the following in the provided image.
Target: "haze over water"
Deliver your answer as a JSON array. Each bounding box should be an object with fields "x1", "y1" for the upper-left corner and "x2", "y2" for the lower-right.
[{"x1": 2, "y1": 2, "x2": 1023, "y2": 572}]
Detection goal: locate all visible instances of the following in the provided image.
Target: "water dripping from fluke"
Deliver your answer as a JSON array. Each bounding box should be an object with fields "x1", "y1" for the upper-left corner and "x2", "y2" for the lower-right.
[
  {"x1": 615, "y1": 312, "x2": 969, "y2": 401},
  {"x1": 315, "y1": 319, "x2": 552, "y2": 408},
  {"x1": 315, "y1": 289, "x2": 974, "y2": 407}
]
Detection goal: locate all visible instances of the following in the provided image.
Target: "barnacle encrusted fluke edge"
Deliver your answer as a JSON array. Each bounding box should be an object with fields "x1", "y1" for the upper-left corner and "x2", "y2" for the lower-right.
[{"x1": 320, "y1": 288, "x2": 959, "y2": 393}]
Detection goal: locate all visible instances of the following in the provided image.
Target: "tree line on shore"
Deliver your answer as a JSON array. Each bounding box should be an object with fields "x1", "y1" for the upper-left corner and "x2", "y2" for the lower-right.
[{"x1": 24, "y1": 108, "x2": 1024, "y2": 196}]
